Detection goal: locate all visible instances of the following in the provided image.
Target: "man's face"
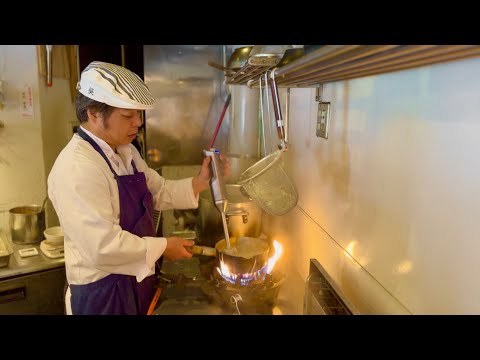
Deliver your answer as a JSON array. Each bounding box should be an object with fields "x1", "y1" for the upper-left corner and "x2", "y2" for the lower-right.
[{"x1": 94, "y1": 108, "x2": 142, "y2": 149}]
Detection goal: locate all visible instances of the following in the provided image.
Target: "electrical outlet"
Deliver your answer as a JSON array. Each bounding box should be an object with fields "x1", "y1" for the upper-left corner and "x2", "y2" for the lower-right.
[{"x1": 316, "y1": 102, "x2": 330, "y2": 139}]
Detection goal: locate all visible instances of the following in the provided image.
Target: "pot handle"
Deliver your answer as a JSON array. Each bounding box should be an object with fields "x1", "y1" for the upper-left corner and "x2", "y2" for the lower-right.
[
  {"x1": 225, "y1": 209, "x2": 249, "y2": 217},
  {"x1": 225, "y1": 209, "x2": 249, "y2": 224}
]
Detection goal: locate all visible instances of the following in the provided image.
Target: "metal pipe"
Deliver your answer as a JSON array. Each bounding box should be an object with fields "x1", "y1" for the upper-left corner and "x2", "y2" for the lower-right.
[
  {"x1": 244, "y1": 45, "x2": 365, "y2": 88},
  {"x1": 228, "y1": 64, "x2": 270, "y2": 84},
  {"x1": 283, "y1": 46, "x2": 480, "y2": 87},
  {"x1": 275, "y1": 45, "x2": 465, "y2": 86},
  {"x1": 275, "y1": 45, "x2": 406, "y2": 85},
  {"x1": 245, "y1": 45, "x2": 480, "y2": 89},
  {"x1": 46, "y1": 45, "x2": 53, "y2": 87},
  {"x1": 222, "y1": 45, "x2": 227, "y2": 68},
  {"x1": 228, "y1": 85, "x2": 259, "y2": 157},
  {"x1": 276, "y1": 45, "x2": 360, "y2": 75}
]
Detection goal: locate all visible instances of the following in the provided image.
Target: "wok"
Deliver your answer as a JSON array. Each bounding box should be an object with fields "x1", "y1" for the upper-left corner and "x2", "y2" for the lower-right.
[
  {"x1": 207, "y1": 46, "x2": 253, "y2": 76},
  {"x1": 188, "y1": 236, "x2": 270, "y2": 275},
  {"x1": 277, "y1": 48, "x2": 305, "y2": 67},
  {"x1": 227, "y1": 46, "x2": 253, "y2": 70}
]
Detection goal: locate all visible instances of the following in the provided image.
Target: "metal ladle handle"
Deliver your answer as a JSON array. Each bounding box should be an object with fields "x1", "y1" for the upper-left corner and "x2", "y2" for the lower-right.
[{"x1": 269, "y1": 68, "x2": 287, "y2": 151}]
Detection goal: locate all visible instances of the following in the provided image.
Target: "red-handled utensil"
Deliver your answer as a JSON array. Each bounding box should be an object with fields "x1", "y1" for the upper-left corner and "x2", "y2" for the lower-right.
[
  {"x1": 209, "y1": 94, "x2": 231, "y2": 149},
  {"x1": 147, "y1": 287, "x2": 162, "y2": 315}
]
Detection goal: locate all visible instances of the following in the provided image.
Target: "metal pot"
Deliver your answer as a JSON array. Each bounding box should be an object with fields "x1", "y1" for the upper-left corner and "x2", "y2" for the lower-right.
[
  {"x1": 227, "y1": 154, "x2": 259, "y2": 183},
  {"x1": 209, "y1": 47, "x2": 253, "y2": 76},
  {"x1": 9, "y1": 205, "x2": 46, "y2": 244},
  {"x1": 188, "y1": 236, "x2": 270, "y2": 275},
  {"x1": 197, "y1": 184, "x2": 262, "y2": 248}
]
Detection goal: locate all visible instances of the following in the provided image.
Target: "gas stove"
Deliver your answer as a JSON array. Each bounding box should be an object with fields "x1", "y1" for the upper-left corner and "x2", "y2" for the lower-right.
[
  {"x1": 152, "y1": 257, "x2": 285, "y2": 315},
  {"x1": 202, "y1": 261, "x2": 285, "y2": 315},
  {"x1": 156, "y1": 164, "x2": 351, "y2": 315}
]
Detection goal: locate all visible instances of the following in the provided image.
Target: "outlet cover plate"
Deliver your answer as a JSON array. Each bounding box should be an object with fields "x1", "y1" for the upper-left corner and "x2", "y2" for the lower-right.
[{"x1": 316, "y1": 102, "x2": 330, "y2": 139}]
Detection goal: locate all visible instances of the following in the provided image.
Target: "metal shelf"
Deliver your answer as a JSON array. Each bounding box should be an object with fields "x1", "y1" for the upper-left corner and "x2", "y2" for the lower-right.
[
  {"x1": 225, "y1": 45, "x2": 290, "y2": 85},
  {"x1": 239, "y1": 45, "x2": 480, "y2": 88}
]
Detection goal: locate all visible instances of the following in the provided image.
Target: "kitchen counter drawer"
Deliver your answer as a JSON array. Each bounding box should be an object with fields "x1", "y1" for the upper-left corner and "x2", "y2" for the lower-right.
[{"x1": 0, "y1": 267, "x2": 66, "y2": 315}]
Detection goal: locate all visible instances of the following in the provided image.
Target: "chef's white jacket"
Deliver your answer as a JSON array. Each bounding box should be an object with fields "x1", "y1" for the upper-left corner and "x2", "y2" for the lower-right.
[{"x1": 48, "y1": 127, "x2": 199, "y2": 288}]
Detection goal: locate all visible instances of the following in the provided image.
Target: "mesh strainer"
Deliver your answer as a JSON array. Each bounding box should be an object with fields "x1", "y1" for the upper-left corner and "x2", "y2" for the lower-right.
[{"x1": 237, "y1": 150, "x2": 298, "y2": 216}]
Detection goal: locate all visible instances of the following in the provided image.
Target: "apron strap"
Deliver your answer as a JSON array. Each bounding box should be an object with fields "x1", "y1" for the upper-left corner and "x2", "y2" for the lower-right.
[
  {"x1": 76, "y1": 127, "x2": 144, "y2": 178},
  {"x1": 77, "y1": 127, "x2": 139, "y2": 176},
  {"x1": 77, "y1": 127, "x2": 118, "y2": 177},
  {"x1": 131, "y1": 160, "x2": 138, "y2": 174}
]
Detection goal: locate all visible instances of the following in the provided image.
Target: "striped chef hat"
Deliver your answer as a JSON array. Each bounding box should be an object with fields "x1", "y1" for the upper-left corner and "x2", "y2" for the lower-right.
[{"x1": 77, "y1": 61, "x2": 155, "y2": 110}]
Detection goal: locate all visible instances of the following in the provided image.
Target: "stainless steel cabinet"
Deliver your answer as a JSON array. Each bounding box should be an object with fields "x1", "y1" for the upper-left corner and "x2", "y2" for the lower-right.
[{"x1": 0, "y1": 267, "x2": 66, "y2": 315}]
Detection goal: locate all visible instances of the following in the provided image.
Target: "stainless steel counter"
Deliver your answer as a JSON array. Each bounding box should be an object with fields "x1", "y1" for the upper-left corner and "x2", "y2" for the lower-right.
[
  {"x1": 0, "y1": 230, "x2": 66, "y2": 314},
  {"x1": 0, "y1": 230, "x2": 64, "y2": 280}
]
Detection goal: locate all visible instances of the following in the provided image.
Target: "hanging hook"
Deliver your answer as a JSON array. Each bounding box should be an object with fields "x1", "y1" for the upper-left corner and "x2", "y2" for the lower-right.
[
  {"x1": 264, "y1": 70, "x2": 274, "y2": 154},
  {"x1": 258, "y1": 75, "x2": 267, "y2": 157}
]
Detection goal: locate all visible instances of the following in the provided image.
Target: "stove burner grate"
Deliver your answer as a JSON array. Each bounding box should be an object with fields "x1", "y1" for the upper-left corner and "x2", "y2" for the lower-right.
[{"x1": 200, "y1": 269, "x2": 286, "y2": 314}]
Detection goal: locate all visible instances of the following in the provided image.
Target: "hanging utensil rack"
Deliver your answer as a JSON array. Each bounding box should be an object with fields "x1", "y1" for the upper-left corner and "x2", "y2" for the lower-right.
[
  {"x1": 225, "y1": 45, "x2": 293, "y2": 85},
  {"x1": 245, "y1": 45, "x2": 480, "y2": 88}
]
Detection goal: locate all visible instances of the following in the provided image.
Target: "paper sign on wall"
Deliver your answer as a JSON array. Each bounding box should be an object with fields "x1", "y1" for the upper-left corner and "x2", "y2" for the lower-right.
[{"x1": 21, "y1": 85, "x2": 34, "y2": 117}]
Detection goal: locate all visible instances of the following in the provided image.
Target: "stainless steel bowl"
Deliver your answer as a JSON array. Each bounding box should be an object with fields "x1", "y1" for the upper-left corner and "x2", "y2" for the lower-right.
[
  {"x1": 0, "y1": 235, "x2": 13, "y2": 268},
  {"x1": 247, "y1": 45, "x2": 293, "y2": 66}
]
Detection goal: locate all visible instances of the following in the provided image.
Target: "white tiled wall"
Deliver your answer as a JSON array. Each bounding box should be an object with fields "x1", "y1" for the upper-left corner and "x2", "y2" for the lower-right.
[{"x1": 263, "y1": 56, "x2": 480, "y2": 314}]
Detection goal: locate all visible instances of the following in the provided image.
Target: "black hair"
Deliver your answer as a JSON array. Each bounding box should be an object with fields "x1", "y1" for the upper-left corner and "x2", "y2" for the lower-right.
[{"x1": 75, "y1": 92, "x2": 115, "y2": 126}]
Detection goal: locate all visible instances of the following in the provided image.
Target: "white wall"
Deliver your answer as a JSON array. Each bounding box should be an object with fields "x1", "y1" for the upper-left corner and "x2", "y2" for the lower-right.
[
  {"x1": 37, "y1": 49, "x2": 77, "y2": 226},
  {"x1": 263, "y1": 56, "x2": 480, "y2": 314},
  {"x1": 0, "y1": 45, "x2": 46, "y2": 230},
  {"x1": 0, "y1": 45, "x2": 75, "y2": 231}
]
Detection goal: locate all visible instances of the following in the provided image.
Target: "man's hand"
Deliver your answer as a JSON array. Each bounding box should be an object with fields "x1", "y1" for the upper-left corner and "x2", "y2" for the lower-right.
[
  {"x1": 192, "y1": 153, "x2": 231, "y2": 197},
  {"x1": 163, "y1": 237, "x2": 195, "y2": 261}
]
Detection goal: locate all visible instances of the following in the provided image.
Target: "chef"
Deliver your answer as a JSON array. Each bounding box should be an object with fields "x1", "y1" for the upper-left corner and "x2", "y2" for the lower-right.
[{"x1": 47, "y1": 61, "x2": 230, "y2": 315}]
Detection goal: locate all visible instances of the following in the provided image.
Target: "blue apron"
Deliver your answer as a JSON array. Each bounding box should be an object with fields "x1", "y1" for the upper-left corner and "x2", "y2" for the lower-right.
[{"x1": 69, "y1": 128, "x2": 157, "y2": 315}]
